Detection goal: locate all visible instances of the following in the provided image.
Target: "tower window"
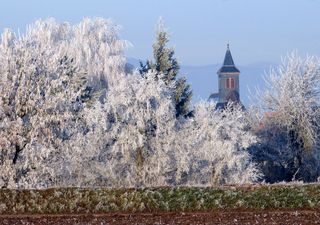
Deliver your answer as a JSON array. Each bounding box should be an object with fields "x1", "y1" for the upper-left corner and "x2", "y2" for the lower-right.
[{"x1": 226, "y1": 78, "x2": 235, "y2": 89}]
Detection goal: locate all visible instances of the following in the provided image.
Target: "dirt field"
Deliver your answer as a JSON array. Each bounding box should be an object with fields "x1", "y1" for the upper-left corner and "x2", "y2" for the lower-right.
[{"x1": 1, "y1": 210, "x2": 320, "y2": 225}]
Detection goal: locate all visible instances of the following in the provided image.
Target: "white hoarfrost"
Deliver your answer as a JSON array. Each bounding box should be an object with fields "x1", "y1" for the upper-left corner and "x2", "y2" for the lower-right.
[
  {"x1": 261, "y1": 53, "x2": 320, "y2": 149},
  {"x1": 0, "y1": 18, "x2": 260, "y2": 188},
  {"x1": 62, "y1": 75, "x2": 261, "y2": 188},
  {"x1": 251, "y1": 53, "x2": 320, "y2": 182},
  {"x1": 174, "y1": 103, "x2": 261, "y2": 185}
]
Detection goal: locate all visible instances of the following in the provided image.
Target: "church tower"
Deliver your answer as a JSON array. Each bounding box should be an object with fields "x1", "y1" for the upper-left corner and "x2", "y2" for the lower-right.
[{"x1": 217, "y1": 44, "x2": 240, "y2": 103}]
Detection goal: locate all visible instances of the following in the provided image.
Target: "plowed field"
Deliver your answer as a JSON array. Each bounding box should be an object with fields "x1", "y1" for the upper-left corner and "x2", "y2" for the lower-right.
[{"x1": 1, "y1": 210, "x2": 320, "y2": 225}]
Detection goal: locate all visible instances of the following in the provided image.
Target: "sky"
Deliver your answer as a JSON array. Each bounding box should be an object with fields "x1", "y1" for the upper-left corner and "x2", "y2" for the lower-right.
[{"x1": 0, "y1": 0, "x2": 319, "y2": 66}]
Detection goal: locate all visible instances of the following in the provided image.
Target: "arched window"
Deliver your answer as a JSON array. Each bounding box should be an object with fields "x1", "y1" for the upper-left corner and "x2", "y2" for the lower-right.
[
  {"x1": 226, "y1": 78, "x2": 235, "y2": 89},
  {"x1": 231, "y1": 78, "x2": 235, "y2": 88}
]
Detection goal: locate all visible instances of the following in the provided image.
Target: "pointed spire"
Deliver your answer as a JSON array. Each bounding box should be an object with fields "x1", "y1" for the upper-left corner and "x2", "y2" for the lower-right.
[
  {"x1": 218, "y1": 44, "x2": 240, "y2": 73},
  {"x1": 223, "y1": 43, "x2": 235, "y2": 66}
]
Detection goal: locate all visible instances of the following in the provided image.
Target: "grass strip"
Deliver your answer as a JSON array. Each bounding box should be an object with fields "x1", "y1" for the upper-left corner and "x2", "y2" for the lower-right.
[{"x1": 0, "y1": 184, "x2": 320, "y2": 214}]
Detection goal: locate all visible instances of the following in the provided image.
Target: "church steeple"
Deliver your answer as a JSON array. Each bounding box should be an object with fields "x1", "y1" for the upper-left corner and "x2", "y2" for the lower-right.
[{"x1": 217, "y1": 44, "x2": 240, "y2": 103}]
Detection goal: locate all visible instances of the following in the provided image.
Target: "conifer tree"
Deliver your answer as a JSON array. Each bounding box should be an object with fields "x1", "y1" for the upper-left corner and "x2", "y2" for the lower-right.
[{"x1": 140, "y1": 20, "x2": 193, "y2": 118}]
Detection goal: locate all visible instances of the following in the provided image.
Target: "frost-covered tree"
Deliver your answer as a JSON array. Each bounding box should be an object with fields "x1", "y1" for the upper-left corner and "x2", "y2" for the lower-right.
[
  {"x1": 250, "y1": 53, "x2": 320, "y2": 182},
  {"x1": 71, "y1": 18, "x2": 128, "y2": 91},
  {"x1": 0, "y1": 31, "x2": 87, "y2": 187},
  {"x1": 172, "y1": 103, "x2": 261, "y2": 185},
  {"x1": 140, "y1": 20, "x2": 193, "y2": 118},
  {"x1": 63, "y1": 71, "x2": 178, "y2": 187},
  {"x1": 0, "y1": 18, "x2": 126, "y2": 188}
]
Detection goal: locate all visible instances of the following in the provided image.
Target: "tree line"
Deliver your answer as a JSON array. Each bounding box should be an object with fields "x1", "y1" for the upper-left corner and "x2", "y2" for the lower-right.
[{"x1": 0, "y1": 18, "x2": 319, "y2": 188}]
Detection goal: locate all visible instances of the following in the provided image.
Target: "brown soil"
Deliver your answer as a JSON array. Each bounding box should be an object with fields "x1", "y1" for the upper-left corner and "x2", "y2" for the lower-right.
[{"x1": 1, "y1": 210, "x2": 320, "y2": 225}]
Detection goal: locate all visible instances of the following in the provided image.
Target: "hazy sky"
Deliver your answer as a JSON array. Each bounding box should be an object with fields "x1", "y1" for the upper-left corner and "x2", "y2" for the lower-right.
[{"x1": 0, "y1": 0, "x2": 319, "y2": 65}]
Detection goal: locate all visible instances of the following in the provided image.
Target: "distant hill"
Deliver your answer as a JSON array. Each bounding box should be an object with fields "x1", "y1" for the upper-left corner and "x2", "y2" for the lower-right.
[
  {"x1": 126, "y1": 57, "x2": 277, "y2": 106},
  {"x1": 126, "y1": 57, "x2": 142, "y2": 68}
]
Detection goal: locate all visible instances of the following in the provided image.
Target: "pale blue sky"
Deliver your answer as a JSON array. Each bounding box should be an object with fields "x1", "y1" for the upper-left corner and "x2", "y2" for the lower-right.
[{"x1": 0, "y1": 0, "x2": 319, "y2": 65}]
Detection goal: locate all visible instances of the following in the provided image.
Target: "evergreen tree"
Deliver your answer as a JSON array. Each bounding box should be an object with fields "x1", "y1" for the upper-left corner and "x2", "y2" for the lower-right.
[{"x1": 140, "y1": 20, "x2": 193, "y2": 118}]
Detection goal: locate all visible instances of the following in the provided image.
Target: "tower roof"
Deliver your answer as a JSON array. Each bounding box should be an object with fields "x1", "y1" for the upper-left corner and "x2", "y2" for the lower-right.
[{"x1": 218, "y1": 44, "x2": 240, "y2": 73}]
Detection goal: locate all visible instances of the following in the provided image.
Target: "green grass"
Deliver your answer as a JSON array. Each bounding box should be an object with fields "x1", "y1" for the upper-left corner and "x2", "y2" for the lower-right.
[{"x1": 1, "y1": 184, "x2": 320, "y2": 214}]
